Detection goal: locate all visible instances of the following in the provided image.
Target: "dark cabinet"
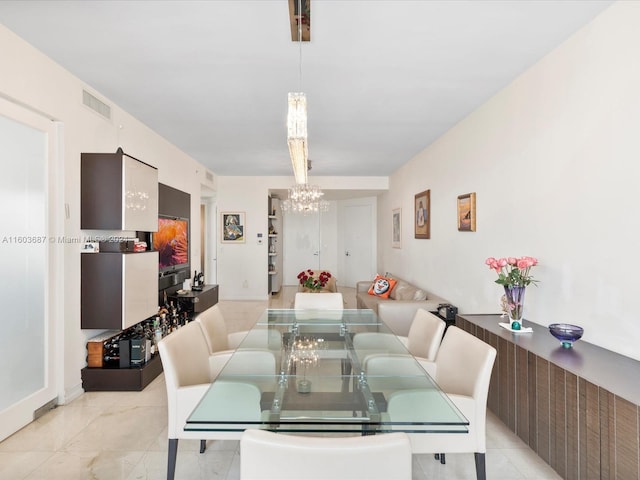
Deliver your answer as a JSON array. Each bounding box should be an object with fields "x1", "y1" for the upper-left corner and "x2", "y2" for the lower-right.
[
  {"x1": 457, "y1": 314, "x2": 640, "y2": 480},
  {"x1": 81, "y1": 252, "x2": 158, "y2": 330},
  {"x1": 81, "y1": 148, "x2": 158, "y2": 231}
]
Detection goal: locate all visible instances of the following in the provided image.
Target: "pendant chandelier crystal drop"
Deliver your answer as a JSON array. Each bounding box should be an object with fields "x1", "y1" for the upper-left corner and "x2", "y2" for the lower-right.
[
  {"x1": 284, "y1": 0, "x2": 326, "y2": 214},
  {"x1": 282, "y1": 183, "x2": 328, "y2": 214}
]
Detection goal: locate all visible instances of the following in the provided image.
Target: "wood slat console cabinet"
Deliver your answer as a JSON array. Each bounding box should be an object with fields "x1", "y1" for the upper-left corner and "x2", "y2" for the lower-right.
[{"x1": 457, "y1": 314, "x2": 640, "y2": 480}]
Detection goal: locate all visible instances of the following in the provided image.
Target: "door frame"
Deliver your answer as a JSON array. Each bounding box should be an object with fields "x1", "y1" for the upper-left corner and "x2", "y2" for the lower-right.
[{"x1": 0, "y1": 96, "x2": 63, "y2": 442}]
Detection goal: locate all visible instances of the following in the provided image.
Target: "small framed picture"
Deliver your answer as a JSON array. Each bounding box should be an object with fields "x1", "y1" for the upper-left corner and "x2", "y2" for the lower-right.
[
  {"x1": 414, "y1": 190, "x2": 430, "y2": 239},
  {"x1": 392, "y1": 208, "x2": 401, "y2": 249},
  {"x1": 457, "y1": 193, "x2": 476, "y2": 232},
  {"x1": 221, "y1": 212, "x2": 245, "y2": 243}
]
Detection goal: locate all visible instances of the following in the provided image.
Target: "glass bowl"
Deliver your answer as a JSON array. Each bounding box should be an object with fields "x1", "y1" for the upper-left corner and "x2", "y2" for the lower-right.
[{"x1": 548, "y1": 323, "x2": 584, "y2": 348}]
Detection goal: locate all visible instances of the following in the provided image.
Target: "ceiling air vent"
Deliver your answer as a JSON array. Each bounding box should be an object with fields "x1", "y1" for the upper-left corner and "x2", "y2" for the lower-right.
[{"x1": 82, "y1": 89, "x2": 111, "y2": 120}]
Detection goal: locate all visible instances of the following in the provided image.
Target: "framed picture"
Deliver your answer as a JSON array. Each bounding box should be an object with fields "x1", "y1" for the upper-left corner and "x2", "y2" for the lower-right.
[
  {"x1": 414, "y1": 190, "x2": 430, "y2": 239},
  {"x1": 392, "y1": 208, "x2": 401, "y2": 248},
  {"x1": 221, "y1": 212, "x2": 245, "y2": 243},
  {"x1": 457, "y1": 193, "x2": 476, "y2": 232}
]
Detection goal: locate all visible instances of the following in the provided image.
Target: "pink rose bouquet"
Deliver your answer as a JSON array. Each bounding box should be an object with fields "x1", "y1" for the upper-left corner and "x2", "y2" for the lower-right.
[{"x1": 485, "y1": 256, "x2": 539, "y2": 287}]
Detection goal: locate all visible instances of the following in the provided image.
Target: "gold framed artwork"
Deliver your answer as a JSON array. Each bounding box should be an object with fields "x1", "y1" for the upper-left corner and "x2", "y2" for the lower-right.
[
  {"x1": 392, "y1": 208, "x2": 401, "y2": 248},
  {"x1": 457, "y1": 193, "x2": 476, "y2": 232},
  {"x1": 221, "y1": 212, "x2": 245, "y2": 243},
  {"x1": 414, "y1": 190, "x2": 430, "y2": 239}
]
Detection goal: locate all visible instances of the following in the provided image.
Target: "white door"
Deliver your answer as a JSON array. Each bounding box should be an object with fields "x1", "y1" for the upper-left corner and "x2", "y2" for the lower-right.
[
  {"x1": 340, "y1": 201, "x2": 376, "y2": 287},
  {"x1": 0, "y1": 98, "x2": 61, "y2": 441},
  {"x1": 283, "y1": 211, "x2": 321, "y2": 284},
  {"x1": 201, "y1": 194, "x2": 217, "y2": 285}
]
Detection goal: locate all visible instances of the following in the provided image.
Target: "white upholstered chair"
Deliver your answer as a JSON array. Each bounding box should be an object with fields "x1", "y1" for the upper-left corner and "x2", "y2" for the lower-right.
[
  {"x1": 194, "y1": 304, "x2": 248, "y2": 351},
  {"x1": 398, "y1": 326, "x2": 497, "y2": 480},
  {"x1": 157, "y1": 321, "x2": 221, "y2": 480},
  {"x1": 194, "y1": 304, "x2": 250, "y2": 376},
  {"x1": 397, "y1": 308, "x2": 446, "y2": 361},
  {"x1": 294, "y1": 292, "x2": 344, "y2": 310},
  {"x1": 159, "y1": 320, "x2": 270, "y2": 480},
  {"x1": 353, "y1": 308, "x2": 445, "y2": 377},
  {"x1": 240, "y1": 429, "x2": 412, "y2": 480}
]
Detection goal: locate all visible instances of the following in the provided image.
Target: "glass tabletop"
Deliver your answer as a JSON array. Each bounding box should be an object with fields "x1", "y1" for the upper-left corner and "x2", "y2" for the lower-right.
[{"x1": 186, "y1": 309, "x2": 468, "y2": 434}]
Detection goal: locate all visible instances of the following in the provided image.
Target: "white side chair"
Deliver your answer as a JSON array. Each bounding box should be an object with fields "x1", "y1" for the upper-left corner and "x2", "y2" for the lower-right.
[
  {"x1": 194, "y1": 304, "x2": 249, "y2": 376},
  {"x1": 157, "y1": 321, "x2": 221, "y2": 480},
  {"x1": 294, "y1": 292, "x2": 344, "y2": 310},
  {"x1": 398, "y1": 326, "x2": 497, "y2": 480},
  {"x1": 354, "y1": 309, "x2": 445, "y2": 377},
  {"x1": 397, "y1": 308, "x2": 446, "y2": 361},
  {"x1": 194, "y1": 304, "x2": 248, "y2": 351},
  {"x1": 240, "y1": 429, "x2": 412, "y2": 480}
]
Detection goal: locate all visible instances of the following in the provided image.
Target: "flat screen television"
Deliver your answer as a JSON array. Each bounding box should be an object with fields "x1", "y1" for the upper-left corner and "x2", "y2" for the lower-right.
[{"x1": 153, "y1": 215, "x2": 189, "y2": 273}]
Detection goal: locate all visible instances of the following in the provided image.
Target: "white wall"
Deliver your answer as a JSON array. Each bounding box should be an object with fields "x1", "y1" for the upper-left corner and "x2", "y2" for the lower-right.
[
  {"x1": 215, "y1": 175, "x2": 387, "y2": 300},
  {"x1": 0, "y1": 24, "x2": 213, "y2": 402},
  {"x1": 380, "y1": 2, "x2": 640, "y2": 360}
]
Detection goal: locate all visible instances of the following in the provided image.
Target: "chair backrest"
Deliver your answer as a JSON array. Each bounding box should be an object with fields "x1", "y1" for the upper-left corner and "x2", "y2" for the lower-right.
[
  {"x1": 388, "y1": 327, "x2": 496, "y2": 455},
  {"x1": 159, "y1": 321, "x2": 213, "y2": 389},
  {"x1": 240, "y1": 429, "x2": 412, "y2": 480},
  {"x1": 294, "y1": 292, "x2": 344, "y2": 309},
  {"x1": 406, "y1": 308, "x2": 446, "y2": 360},
  {"x1": 435, "y1": 326, "x2": 496, "y2": 404},
  {"x1": 158, "y1": 321, "x2": 213, "y2": 437},
  {"x1": 194, "y1": 304, "x2": 230, "y2": 353}
]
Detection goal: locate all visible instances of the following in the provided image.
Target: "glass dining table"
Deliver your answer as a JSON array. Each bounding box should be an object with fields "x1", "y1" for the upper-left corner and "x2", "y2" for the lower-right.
[{"x1": 185, "y1": 309, "x2": 468, "y2": 435}]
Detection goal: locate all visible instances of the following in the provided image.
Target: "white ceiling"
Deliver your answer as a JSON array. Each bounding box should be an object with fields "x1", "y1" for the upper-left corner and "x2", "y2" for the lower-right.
[{"x1": 0, "y1": 0, "x2": 614, "y2": 180}]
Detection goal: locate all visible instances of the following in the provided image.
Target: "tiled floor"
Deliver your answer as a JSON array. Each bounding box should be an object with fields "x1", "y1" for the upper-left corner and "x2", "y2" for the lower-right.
[{"x1": 0, "y1": 287, "x2": 561, "y2": 479}]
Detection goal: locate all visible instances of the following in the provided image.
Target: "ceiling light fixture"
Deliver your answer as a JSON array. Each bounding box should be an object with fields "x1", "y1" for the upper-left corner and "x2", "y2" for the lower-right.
[
  {"x1": 287, "y1": 91, "x2": 308, "y2": 185},
  {"x1": 283, "y1": 0, "x2": 327, "y2": 215}
]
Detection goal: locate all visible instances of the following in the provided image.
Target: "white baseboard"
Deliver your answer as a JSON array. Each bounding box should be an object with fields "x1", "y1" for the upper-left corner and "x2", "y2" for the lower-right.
[{"x1": 59, "y1": 382, "x2": 84, "y2": 405}]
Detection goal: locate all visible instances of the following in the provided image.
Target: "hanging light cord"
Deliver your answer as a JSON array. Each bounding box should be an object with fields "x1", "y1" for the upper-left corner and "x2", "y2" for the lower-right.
[{"x1": 298, "y1": 0, "x2": 303, "y2": 92}]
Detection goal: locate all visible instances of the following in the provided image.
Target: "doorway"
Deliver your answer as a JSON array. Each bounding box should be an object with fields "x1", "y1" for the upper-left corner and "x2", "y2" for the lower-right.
[
  {"x1": 200, "y1": 188, "x2": 217, "y2": 285},
  {"x1": 0, "y1": 97, "x2": 61, "y2": 442},
  {"x1": 283, "y1": 196, "x2": 376, "y2": 288}
]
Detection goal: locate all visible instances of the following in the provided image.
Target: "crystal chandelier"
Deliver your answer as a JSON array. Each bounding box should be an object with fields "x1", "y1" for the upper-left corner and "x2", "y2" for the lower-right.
[
  {"x1": 284, "y1": 0, "x2": 326, "y2": 214},
  {"x1": 282, "y1": 183, "x2": 328, "y2": 214}
]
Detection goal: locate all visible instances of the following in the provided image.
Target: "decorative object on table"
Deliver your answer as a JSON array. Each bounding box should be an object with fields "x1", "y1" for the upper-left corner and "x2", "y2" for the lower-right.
[
  {"x1": 414, "y1": 190, "x2": 430, "y2": 239},
  {"x1": 290, "y1": 336, "x2": 320, "y2": 393},
  {"x1": 221, "y1": 212, "x2": 245, "y2": 243},
  {"x1": 367, "y1": 274, "x2": 397, "y2": 299},
  {"x1": 392, "y1": 208, "x2": 401, "y2": 248},
  {"x1": 191, "y1": 270, "x2": 204, "y2": 291},
  {"x1": 486, "y1": 256, "x2": 539, "y2": 327},
  {"x1": 498, "y1": 321, "x2": 533, "y2": 333},
  {"x1": 457, "y1": 192, "x2": 476, "y2": 232},
  {"x1": 297, "y1": 269, "x2": 332, "y2": 292},
  {"x1": 548, "y1": 323, "x2": 584, "y2": 348}
]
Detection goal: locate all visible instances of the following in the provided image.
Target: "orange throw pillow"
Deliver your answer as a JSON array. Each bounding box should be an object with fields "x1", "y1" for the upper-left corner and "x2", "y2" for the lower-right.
[{"x1": 367, "y1": 274, "x2": 397, "y2": 299}]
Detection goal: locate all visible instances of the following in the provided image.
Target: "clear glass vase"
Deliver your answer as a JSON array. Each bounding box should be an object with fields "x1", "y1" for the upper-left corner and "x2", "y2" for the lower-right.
[{"x1": 504, "y1": 285, "x2": 526, "y2": 326}]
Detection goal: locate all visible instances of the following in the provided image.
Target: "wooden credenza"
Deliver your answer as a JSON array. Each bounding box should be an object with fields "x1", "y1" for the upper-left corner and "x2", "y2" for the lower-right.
[{"x1": 457, "y1": 314, "x2": 640, "y2": 480}]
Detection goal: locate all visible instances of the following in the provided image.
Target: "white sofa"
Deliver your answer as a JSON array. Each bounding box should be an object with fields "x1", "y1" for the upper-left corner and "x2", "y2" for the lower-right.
[{"x1": 356, "y1": 274, "x2": 449, "y2": 336}]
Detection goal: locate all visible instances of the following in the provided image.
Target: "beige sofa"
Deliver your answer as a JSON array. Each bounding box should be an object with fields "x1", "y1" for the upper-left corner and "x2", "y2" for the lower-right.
[{"x1": 356, "y1": 275, "x2": 449, "y2": 336}]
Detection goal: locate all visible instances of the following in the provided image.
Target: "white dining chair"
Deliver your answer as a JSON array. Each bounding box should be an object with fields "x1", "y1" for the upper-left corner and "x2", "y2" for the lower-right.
[
  {"x1": 240, "y1": 429, "x2": 412, "y2": 480},
  {"x1": 397, "y1": 308, "x2": 446, "y2": 361},
  {"x1": 294, "y1": 292, "x2": 344, "y2": 309},
  {"x1": 157, "y1": 321, "x2": 232, "y2": 480},
  {"x1": 194, "y1": 304, "x2": 252, "y2": 376},
  {"x1": 352, "y1": 309, "x2": 444, "y2": 378},
  {"x1": 194, "y1": 304, "x2": 249, "y2": 351},
  {"x1": 397, "y1": 326, "x2": 497, "y2": 480}
]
